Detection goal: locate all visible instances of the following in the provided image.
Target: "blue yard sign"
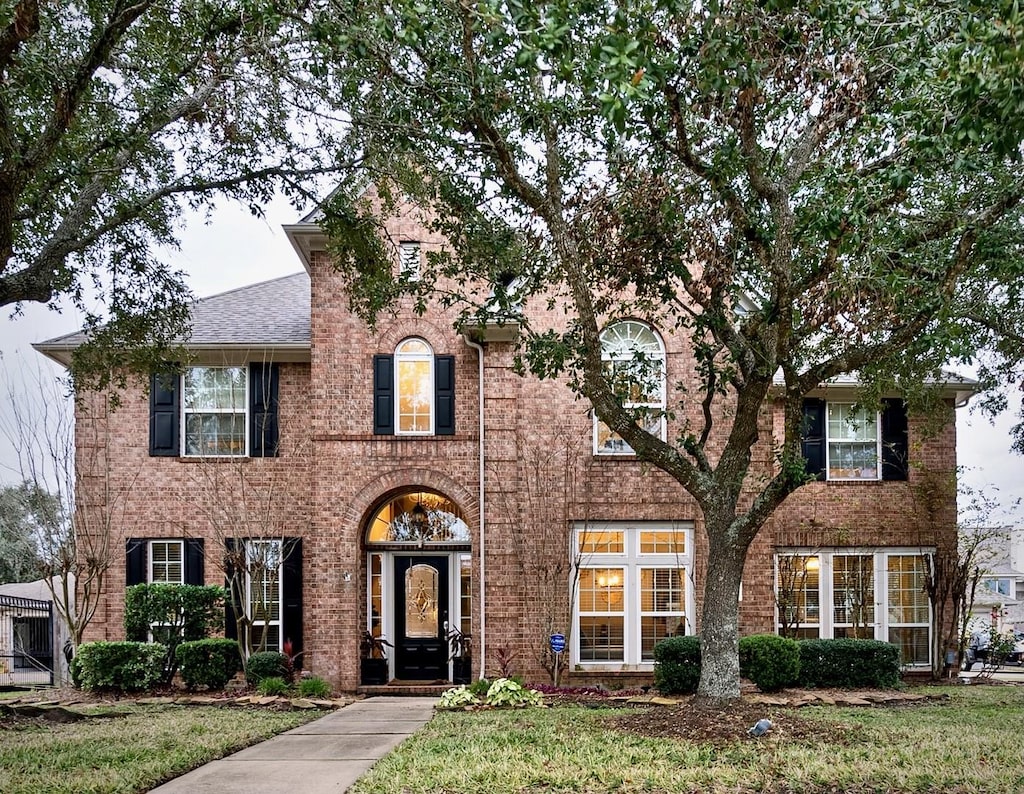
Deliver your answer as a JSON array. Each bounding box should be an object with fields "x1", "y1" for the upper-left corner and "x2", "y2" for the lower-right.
[{"x1": 549, "y1": 633, "x2": 566, "y2": 654}]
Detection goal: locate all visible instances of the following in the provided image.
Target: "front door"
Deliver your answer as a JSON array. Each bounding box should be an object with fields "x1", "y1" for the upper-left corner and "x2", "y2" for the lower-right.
[{"x1": 394, "y1": 556, "x2": 449, "y2": 680}]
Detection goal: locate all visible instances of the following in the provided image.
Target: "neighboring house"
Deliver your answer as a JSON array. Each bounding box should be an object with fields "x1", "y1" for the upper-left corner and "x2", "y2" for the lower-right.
[
  {"x1": 36, "y1": 193, "x2": 974, "y2": 690},
  {"x1": 968, "y1": 527, "x2": 1024, "y2": 630},
  {"x1": 0, "y1": 577, "x2": 72, "y2": 686}
]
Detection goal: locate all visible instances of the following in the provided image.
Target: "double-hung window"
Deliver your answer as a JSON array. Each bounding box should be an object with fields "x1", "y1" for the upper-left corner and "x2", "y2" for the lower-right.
[
  {"x1": 373, "y1": 339, "x2": 455, "y2": 436},
  {"x1": 575, "y1": 522, "x2": 692, "y2": 668},
  {"x1": 801, "y1": 398, "x2": 908, "y2": 481},
  {"x1": 396, "y1": 339, "x2": 434, "y2": 434},
  {"x1": 595, "y1": 321, "x2": 666, "y2": 455},
  {"x1": 183, "y1": 366, "x2": 247, "y2": 456},
  {"x1": 776, "y1": 549, "x2": 932, "y2": 666},
  {"x1": 247, "y1": 540, "x2": 283, "y2": 652}
]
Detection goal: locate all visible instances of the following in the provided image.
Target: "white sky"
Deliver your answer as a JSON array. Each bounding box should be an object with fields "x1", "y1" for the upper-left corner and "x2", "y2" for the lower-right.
[{"x1": 0, "y1": 199, "x2": 1021, "y2": 525}]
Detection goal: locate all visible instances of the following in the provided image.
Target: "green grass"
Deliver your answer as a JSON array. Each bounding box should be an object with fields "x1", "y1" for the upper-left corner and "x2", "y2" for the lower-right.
[
  {"x1": 0, "y1": 703, "x2": 320, "y2": 794},
  {"x1": 352, "y1": 686, "x2": 1024, "y2": 794}
]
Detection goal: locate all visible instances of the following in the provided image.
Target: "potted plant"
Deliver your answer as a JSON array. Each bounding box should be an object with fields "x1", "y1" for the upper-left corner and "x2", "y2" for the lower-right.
[
  {"x1": 447, "y1": 627, "x2": 472, "y2": 684},
  {"x1": 360, "y1": 631, "x2": 392, "y2": 685}
]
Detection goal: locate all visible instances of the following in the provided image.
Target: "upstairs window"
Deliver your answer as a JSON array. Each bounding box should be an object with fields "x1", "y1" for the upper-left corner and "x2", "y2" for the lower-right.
[
  {"x1": 373, "y1": 341, "x2": 455, "y2": 436},
  {"x1": 594, "y1": 321, "x2": 666, "y2": 455},
  {"x1": 396, "y1": 339, "x2": 434, "y2": 434},
  {"x1": 183, "y1": 366, "x2": 247, "y2": 455},
  {"x1": 801, "y1": 398, "x2": 908, "y2": 481}
]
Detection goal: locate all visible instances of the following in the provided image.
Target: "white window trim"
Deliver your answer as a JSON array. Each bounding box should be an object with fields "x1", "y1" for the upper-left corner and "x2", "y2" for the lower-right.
[
  {"x1": 399, "y1": 241, "x2": 422, "y2": 281},
  {"x1": 148, "y1": 539, "x2": 185, "y2": 584},
  {"x1": 775, "y1": 547, "x2": 934, "y2": 667},
  {"x1": 394, "y1": 338, "x2": 435, "y2": 436},
  {"x1": 181, "y1": 365, "x2": 249, "y2": 457},
  {"x1": 573, "y1": 521, "x2": 694, "y2": 670},
  {"x1": 824, "y1": 403, "x2": 882, "y2": 482},
  {"x1": 247, "y1": 540, "x2": 283, "y2": 652},
  {"x1": 594, "y1": 322, "x2": 667, "y2": 456}
]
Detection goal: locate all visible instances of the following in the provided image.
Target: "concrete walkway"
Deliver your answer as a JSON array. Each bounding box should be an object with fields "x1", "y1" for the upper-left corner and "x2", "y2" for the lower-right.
[{"x1": 149, "y1": 696, "x2": 437, "y2": 793}]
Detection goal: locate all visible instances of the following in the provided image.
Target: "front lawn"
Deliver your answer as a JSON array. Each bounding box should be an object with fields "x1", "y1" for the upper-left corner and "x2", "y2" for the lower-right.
[
  {"x1": 0, "y1": 702, "x2": 320, "y2": 794},
  {"x1": 352, "y1": 685, "x2": 1024, "y2": 793}
]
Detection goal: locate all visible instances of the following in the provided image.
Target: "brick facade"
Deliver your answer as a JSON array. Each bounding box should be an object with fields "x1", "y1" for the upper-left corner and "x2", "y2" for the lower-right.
[{"x1": 64, "y1": 199, "x2": 960, "y2": 691}]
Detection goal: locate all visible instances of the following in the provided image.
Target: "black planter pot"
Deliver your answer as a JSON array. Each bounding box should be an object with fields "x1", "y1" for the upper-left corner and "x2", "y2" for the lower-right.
[
  {"x1": 360, "y1": 658, "x2": 388, "y2": 685},
  {"x1": 452, "y1": 657, "x2": 472, "y2": 684}
]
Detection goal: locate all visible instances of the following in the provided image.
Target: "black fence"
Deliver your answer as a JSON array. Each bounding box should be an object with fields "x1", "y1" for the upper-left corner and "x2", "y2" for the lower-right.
[{"x1": 0, "y1": 594, "x2": 55, "y2": 687}]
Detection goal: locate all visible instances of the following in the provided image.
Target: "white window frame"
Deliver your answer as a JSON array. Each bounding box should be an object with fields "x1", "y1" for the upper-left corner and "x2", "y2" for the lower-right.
[
  {"x1": 774, "y1": 548, "x2": 933, "y2": 667},
  {"x1": 148, "y1": 540, "x2": 184, "y2": 584},
  {"x1": 399, "y1": 241, "x2": 421, "y2": 281},
  {"x1": 574, "y1": 521, "x2": 694, "y2": 670},
  {"x1": 394, "y1": 338, "x2": 434, "y2": 435},
  {"x1": 246, "y1": 539, "x2": 283, "y2": 652},
  {"x1": 594, "y1": 321, "x2": 666, "y2": 455},
  {"x1": 825, "y1": 403, "x2": 882, "y2": 481},
  {"x1": 182, "y1": 365, "x2": 249, "y2": 457}
]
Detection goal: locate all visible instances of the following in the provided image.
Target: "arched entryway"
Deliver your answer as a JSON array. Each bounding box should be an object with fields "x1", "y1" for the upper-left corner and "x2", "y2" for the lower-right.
[{"x1": 364, "y1": 490, "x2": 471, "y2": 682}]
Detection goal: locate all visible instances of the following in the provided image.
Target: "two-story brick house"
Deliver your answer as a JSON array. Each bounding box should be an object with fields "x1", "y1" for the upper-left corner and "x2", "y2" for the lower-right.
[{"x1": 37, "y1": 196, "x2": 972, "y2": 691}]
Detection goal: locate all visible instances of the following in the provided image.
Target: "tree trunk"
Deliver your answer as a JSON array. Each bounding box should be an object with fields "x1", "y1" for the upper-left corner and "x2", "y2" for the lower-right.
[{"x1": 696, "y1": 525, "x2": 749, "y2": 703}]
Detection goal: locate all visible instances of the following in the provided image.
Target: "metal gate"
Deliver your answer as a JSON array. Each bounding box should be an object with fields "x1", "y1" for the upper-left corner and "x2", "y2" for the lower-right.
[{"x1": 1, "y1": 595, "x2": 54, "y2": 687}]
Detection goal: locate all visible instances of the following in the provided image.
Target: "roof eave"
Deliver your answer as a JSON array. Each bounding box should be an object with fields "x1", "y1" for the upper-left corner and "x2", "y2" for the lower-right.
[{"x1": 283, "y1": 223, "x2": 327, "y2": 272}]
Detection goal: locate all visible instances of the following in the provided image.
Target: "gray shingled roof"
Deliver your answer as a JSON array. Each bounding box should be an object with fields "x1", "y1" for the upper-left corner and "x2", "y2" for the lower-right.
[{"x1": 35, "y1": 272, "x2": 311, "y2": 360}]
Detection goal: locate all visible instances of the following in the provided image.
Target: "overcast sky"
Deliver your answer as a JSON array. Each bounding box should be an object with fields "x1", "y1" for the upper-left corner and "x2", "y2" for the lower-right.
[{"x1": 1, "y1": 199, "x2": 1021, "y2": 525}]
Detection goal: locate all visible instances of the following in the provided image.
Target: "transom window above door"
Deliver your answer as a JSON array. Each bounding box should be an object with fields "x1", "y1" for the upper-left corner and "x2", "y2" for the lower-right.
[{"x1": 367, "y1": 491, "x2": 470, "y2": 545}]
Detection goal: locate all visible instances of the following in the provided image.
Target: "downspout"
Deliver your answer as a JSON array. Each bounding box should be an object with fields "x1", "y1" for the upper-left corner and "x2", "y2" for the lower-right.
[{"x1": 462, "y1": 333, "x2": 486, "y2": 680}]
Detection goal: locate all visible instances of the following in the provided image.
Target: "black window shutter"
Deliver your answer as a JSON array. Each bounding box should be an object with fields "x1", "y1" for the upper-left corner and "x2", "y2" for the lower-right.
[
  {"x1": 881, "y1": 398, "x2": 909, "y2": 481},
  {"x1": 801, "y1": 398, "x2": 826, "y2": 480},
  {"x1": 249, "y1": 363, "x2": 280, "y2": 458},
  {"x1": 282, "y1": 538, "x2": 303, "y2": 664},
  {"x1": 149, "y1": 371, "x2": 180, "y2": 457},
  {"x1": 224, "y1": 539, "x2": 238, "y2": 641},
  {"x1": 435, "y1": 355, "x2": 456, "y2": 435},
  {"x1": 373, "y1": 355, "x2": 394, "y2": 435},
  {"x1": 185, "y1": 539, "x2": 205, "y2": 585},
  {"x1": 126, "y1": 539, "x2": 147, "y2": 586}
]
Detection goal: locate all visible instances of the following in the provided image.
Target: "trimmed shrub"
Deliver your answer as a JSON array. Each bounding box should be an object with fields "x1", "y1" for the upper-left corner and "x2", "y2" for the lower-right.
[
  {"x1": 797, "y1": 639, "x2": 901, "y2": 689},
  {"x1": 739, "y1": 634, "x2": 800, "y2": 693},
  {"x1": 75, "y1": 641, "x2": 166, "y2": 692},
  {"x1": 653, "y1": 635, "x2": 702, "y2": 695},
  {"x1": 246, "y1": 651, "x2": 290, "y2": 686},
  {"x1": 257, "y1": 676, "x2": 291, "y2": 696},
  {"x1": 175, "y1": 638, "x2": 242, "y2": 690},
  {"x1": 124, "y1": 584, "x2": 226, "y2": 684},
  {"x1": 298, "y1": 676, "x2": 332, "y2": 698}
]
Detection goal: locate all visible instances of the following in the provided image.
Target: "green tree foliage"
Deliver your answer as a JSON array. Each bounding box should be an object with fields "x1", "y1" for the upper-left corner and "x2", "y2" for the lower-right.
[
  {"x1": 0, "y1": 0, "x2": 351, "y2": 387},
  {"x1": 0, "y1": 482, "x2": 51, "y2": 582},
  {"x1": 312, "y1": 0, "x2": 1024, "y2": 702}
]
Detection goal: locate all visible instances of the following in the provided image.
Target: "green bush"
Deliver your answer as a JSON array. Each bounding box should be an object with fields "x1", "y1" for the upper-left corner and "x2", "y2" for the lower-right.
[
  {"x1": 653, "y1": 635, "x2": 702, "y2": 695},
  {"x1": 484, "y1": 678, "x2": 543, "y2": 707},
  {"x1": 246, "y1": 651, "x2": 290, "y2": 686},
  {"x1": 175, "y1": 638, "x2": 242, "y2": 690},
  {"x1": 298, "y1": 676, "x2": 332, "y2": 698},
  {"x1": 75, "y1": 641, "x2": 166, "y2": 692},
  {"x1": 797, "y1": 639, "x2": 901, "y2": 688},
  {"x1": 68, "y1": 654, "x2": 83, "y2": 688},
  {"x1": 468, "y1": 678, "x2": 491, "y2": 698},
  {"x1": 739, "y1": 634, "x2": 800, "y2": 693},
  {"x1": 124, "y1": 584, "x2": 226, "y2": 683},
  {"x1": 257, "y1": 676, "x2": 291, "y2": 696}
]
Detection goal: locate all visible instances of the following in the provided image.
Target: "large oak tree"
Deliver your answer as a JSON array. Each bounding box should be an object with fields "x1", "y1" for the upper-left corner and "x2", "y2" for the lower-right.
[{"x1": 311, "y1": 0, "x2": 1024, "y2": 702}]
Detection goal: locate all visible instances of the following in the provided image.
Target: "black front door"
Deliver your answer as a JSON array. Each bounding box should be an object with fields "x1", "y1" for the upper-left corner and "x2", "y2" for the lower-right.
[{"x1": 394, "y1": 555, "x2": 449, "y2": 680}]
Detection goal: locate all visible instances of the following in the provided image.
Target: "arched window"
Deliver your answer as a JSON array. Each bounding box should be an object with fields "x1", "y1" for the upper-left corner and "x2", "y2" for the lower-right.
[
  {"x1": 395, "y1": 338, "x2": 434, "y2": 434},
  {"x1": 594, "y1": 321, "x2": 666, "y2": 455},
  {"x1": 373, "y1": 339, "x2": 455, "y2": 436},
  {"x1": 366, "y1": 491, "x2": 470, "y2": 545}
]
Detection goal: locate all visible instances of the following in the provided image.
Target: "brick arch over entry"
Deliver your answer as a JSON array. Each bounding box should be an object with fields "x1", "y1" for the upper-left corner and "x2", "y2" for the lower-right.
[
  {"x1": 343, "y1": 468, "x2": 479, "y2": 544},
  {"x1": 376, "y1": 318, "x2": 453, "y2": 355}
]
